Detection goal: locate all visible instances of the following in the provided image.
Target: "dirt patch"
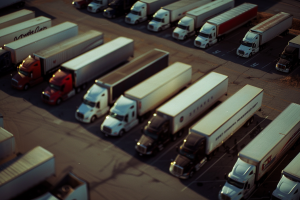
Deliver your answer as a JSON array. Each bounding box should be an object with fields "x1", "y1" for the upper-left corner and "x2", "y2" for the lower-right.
[
  {"x1": 252, "y1": 12, "x2": 300, "y2": 35},
  {"x1": 280, "y1": 75, "x2": 300, "y2": 87}
]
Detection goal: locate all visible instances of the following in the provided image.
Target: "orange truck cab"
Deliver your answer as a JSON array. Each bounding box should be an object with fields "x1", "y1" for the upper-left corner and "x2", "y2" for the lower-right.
[{"x1": 11, "y1": 55, "x2": 44, "y2": 90}]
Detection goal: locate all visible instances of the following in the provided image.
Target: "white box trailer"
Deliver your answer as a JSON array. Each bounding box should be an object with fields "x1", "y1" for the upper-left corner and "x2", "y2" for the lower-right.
[
  {"x1": 41, "y1": 37, "x2": 134, "y2": 105},
  {"x1": 2, "y1": 21, "x2": 78, "y2": 65},
  {"x1": 101, "y1": 62, "x2": 192, "y2": 137},
  {"x1": 0, "y1": 16, "x2": 51, "y2": 46},
  {"x1": 147, "y1": 0, "x2": 211, "y2": 32},
  {"x1": 136, "y1": 72, "x2": 228, "y2": 156},
  {"x1": 0, "y1": 146, "x2": 55, "y2": 200},
  {"x1": 125, "y1": 0, "x2": 179, "y2": 24},
  {"x1": 0, "y1": 127, "x2": 15, "y2": 161},
  {"x1": 220, "y1": 103, "x2": 300, "y2": 200},
  {"x1": 170, "y1": 84, "x2": 263, "y2": 179},
  {"x1": 0, "y1": 0, "x2": 25, "y2": 10},
  {"x1": 237, "y1": 12, "x2": 293, "y2": 58},
  {"x1": 0, "y1": 9, "x2": 34, "y2": 29},
  {"x1": 272, "y1": 153, "x2": 300, "y2": 200},
  {"x1": 172, "y1": 0, "x2": 234, "y2": 40}
]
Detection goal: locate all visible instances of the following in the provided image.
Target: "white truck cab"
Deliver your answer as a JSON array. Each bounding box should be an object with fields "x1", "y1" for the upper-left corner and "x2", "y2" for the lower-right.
[
  {"x1": 126, "y1": 1, "x2": 147, "y2": 24},
  {"x1": 194, "y1": 23, "x2": 217, "y2": 48},
  {"x1": 147, "y1": 9, "x2": 170, "y2": 32},
  {"x1": 272, "y1": 175, "x2": 300, "y2": 200},
  {"x1": 173, "y1": 17, "x2": 194, "y2": 40},
  {"x1": 101, "y1": 95, "x2": 139, "y2": 137},
  {"x1": 236, "y1": 31, "x2": 260, "y2": 58},
  {"x1": 87, "y1": 0, "x2": 109, "y2": 13},
  {"x1": 220, "y1": 158, "x2": 256, "y2": 200},
  {"x1": 76, "y1": 84, "x2": 109, "y2": 123}
]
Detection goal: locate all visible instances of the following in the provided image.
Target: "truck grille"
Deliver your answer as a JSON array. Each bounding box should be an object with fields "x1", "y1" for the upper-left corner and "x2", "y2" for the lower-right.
[
  {"x1": 43, "y1": 94, "x2": 49, "y2": 100},
  {"x1": 136, "y1": 144, "x2": 147, "y2": 154},
  {"x1": 102, "y1": 126, "x2": 112, "y2": 133},
  {"x1": 88, "y1": 6, "x2": 93, "y2": 11},
  {"x1": 278, "y1": 64, "x2": 286, "y2": 69},
  {"x1": 238, "y1": 50, "x2": 244, "y2": 55},
  {"x1": 103, "y1": 12, "x2": 109, "y2": 17},
  {"x1": 11, "y1": 79, "x2": 18, "y2": 87},
  {"x1": 173, "y1": 165, "x2": 183, "y2": 175},
  {"x1": 220, "y1": 193, "x2": 231, "y2": 200},
  {"x1": 77, "y1": 112, "x2": 84, "y2": 119},
  {"x1": 195, "y1": 41, "x2": 201, "y2": 46},
  {"x1": 126, "y1": 17, "x2": 130, "y2": 22},
  {"x1": 173, "y1": 33, "x2": 179, "y2": 38},
  {"x1": 149, "y1": 25, "x2": 153, "y2": 29}
]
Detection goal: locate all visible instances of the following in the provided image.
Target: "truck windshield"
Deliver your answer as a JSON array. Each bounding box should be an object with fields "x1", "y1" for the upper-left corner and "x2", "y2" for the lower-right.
[
  {"x1": 280, "y1": 54, "x2": 292, "y2": 61},
  {"x1": 198, "y1": 32, "x2": 209, "y2": 38},
  {"x1": 109, "y1": 112, "x2": 124, "y2": 121},
  {"x1": 130, "y1": 10, "x2": 139, "y2": 15},
  {"x1": 19, "y1": 69, "x2": 30, "y2": 77},
  {"x1": 227, "y1": 178, "x2": 244, "y2": 189},
  {"x1": 178, "y1": 24, "x2": 188, "y2": 30},
  {"x1": 153, "y1": 17, "x2": 162, "y2": 22},
  {"x1": 49, "y1": 83, "x2": 61, "y2": 91},
  {"x1": 83, "y1": 99, "x2": 96, "y2": 107},
  {"x1": 241, "y1": 41, "x2": 252, "y2": 47},
  {"x1": 144, "y1": 129, "x2": 158, "y2": 140},
  {"x1": 179, "y1": 148, "x2": 195, "y2": 160}
]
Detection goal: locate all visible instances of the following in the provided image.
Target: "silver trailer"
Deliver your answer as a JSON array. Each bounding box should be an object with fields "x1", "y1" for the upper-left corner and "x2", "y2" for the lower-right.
[
  {"x1": 0, "y1": 16, "x2": 51, "y2": 46},
  {"x1": 0, "y1": 146, "x2": 55, "y2": 200},
  {"x1": 3, "y1": 22, "x2": 78, "y2": 65},
  {"x1": 0, "y1": 128, "x2": 15, "y2": 161},
  {"x1": 0, "y1": 9, "x2": 34, "y2": 29},
  {"x1": 61, "y1": 37, "x2": 134, "y2": 88}
]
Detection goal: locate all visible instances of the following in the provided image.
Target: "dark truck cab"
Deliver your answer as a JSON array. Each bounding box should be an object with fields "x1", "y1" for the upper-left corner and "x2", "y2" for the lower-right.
[
  {"x1": 0, "y1": 49, "x2": 12, "y2": 75},
  {"x1": 169, "y1": 132, "x2": 207, "y2": 179},
  {"x1": 136, "y1": 114, "x2": 177, "y2": 156},
  {"x1": 276, "y1": 45, "x2": 299, "y2": 73},
  {"x1": 103, "y1": 0, "x2": 136, "y2": 18}
]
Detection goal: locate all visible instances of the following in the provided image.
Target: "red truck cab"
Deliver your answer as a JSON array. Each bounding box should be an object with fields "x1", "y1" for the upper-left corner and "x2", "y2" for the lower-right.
[
  {"x1": 72, "y1": 0, "x2": 92, "y2": 9},
  {"x1": 41, "y1": 69, "x2": 74, "y2": 105},
  {"x1": 11, "y1": 55, "x2": 43, "y2": 91}
]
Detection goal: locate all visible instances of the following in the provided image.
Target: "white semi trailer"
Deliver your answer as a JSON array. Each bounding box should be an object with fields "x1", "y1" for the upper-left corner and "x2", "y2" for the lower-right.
[
  {"x1": 101, "y1": 62, "x2": 192, "y2": 137},
  {"x1": 136, "y1": 72, "x2": 228, "y2": 156},
  {"x1": 0, "y1": 9, "x2": 34, "y2": 29},
  {"x1": 0, "y1": 127, "x2": 15, "y2": 161},
  {"x1": 237, "y1": 12, "x2": 293, "y2": 58},
  {"x1": 272, "y1": 153, "x2": 300, "y2": 200},
  {"x1": 170, "y1": 84, "x2": 263, "y2": 179},
  {"x1": 219, "y1": 103, "x2": 300, "y2": 200}
]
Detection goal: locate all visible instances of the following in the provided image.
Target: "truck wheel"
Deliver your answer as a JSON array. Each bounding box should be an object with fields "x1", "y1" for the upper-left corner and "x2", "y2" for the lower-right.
[
  {"x1": 207, "y1": 154, "x2": 212, "y2": 161},
  {"x1": 56, "y1": 98, "x2": 62, "y2": 105},
  {"x1": 249, "y1": 53, "x2": 252, "y2": 58},
  {"x1": 76, "y1": 87, "x2": 81, "y2": 93},
  {"x1": 90, "y1": 115, "x2": 97, "y2": 123},
  {"x1": 178, "y1": 130, "x2": 183, "y2": 137},
  {"x1": 119, "y1": 129, "x2": 125, "y2": 137},
  {"x1": 245, "y1": 120, "x2": 250, "y2": 127},
  {"x1": 205, "y1": 44, "x2": 209, "y2": 49},
  {"x1": 24, "y1": 84, "x2": 29, "y2": 91},
  {"x1": 96, "y1": 8, "x2": 100, "y2": 13},
  {"x1": 158, "y1": 28, "x2": 162, "y2": 32},
  {"x1": 172, "y1": 134, "x2": 177, "y2": 141},
  {"x1": 183, "y1": 36, "x2": 187, "y2": 41},
  {"x1": 189, "y1": 170, "x2": 194, "y2": 178},
  {"x1": 250, "y1": 116, "x2": 254, "y2": 123}
]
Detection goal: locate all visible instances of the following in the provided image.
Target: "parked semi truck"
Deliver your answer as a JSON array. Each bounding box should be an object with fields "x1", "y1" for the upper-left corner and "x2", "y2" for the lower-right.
[
  {"x1": 0, "y1": 146, "x2": 55, "y2": 200},
  {"x1": 219, "y1": 103, "x2": 300, "y2": 200},
  {"x1": 125, "y1": 0, "x2": 179, "y2": 25},
  {"x1": 87, "y1": 0, "x2": 112, "y2": 13},
  {"x1": 194, "y1": 3, "x2": 257, "y2": 49},
  {"x1": 0, "y1": 127, "x2": 15, "y2": 161},
  {"x1": 0, "y1": 22, "x2": 78, "y2": 74},
  {"x1": 136, "y1": 72, "x2": 228, "y2": 156},
  {"x1": 103, "y1": 0, "x2": 137, "y2": 19},
  {"x1": 147, "y1": 0, "x2": 211, "y2": 32},
  {"x1": 0, "y1": 9, "x2": 34, "y2": 29},
  {"x1": 276, "y1": 35, "x2": 300, "y2": 73},
  {"x1": 41, "y1": 37, "x2": 134, "y2": 105},
  {"x1": 72, "y1": 0, "x2": 92, "y2": 9},
  {"x1": 237, "y1": 12, "x2": 293, "y2": 58},
  {"x1": 101, "y1": 62, "x2": 192, "y2": 137},
  {"x1": 0, "y1": 16, "x2": 51, "y2": 47},
  {"x1": 11, "y1": 30, "x2": 103, "y2": 91},
  {"x1": 272, "y1": 153, "x2": 300, "y2": 200},
  {"x1": 76, "y1": 49, "x2": 169, "y2": 123},
  {"x1": 32, "y1": 172, "x2": 89, "y2": 200},
  {"x1": 170, "y1": 84, "x2": 263, "y2": 179},
  {"x1": 0, "y1": 0, "x2": 25, "y2": 9},
  {"x1": 172, "y1": 0, "x2": 234, "y2": 40}
]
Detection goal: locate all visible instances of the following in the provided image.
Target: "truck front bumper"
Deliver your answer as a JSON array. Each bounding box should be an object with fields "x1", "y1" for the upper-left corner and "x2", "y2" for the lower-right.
[
  {"x1": 276, "y1": 66, "x2": 289, "y2": 73},
  {"x1": 169, "y1": 170, "x2": 189, "y2": 179},
  {"x1": 11, "y1": 80, "x2": 24, "y2": 90},
  {"x1": 41, "y1": 94, "x2": 56, "y2": 105},
  {"x1": 236, "y1": 52, "x2": 250, "y2": 58},
  {"x1": 75, "y1": 112, "x2": 91, "y2": 123},
  {"x1": 194, "y1": 40, "x2": 206, "y2": 49}
]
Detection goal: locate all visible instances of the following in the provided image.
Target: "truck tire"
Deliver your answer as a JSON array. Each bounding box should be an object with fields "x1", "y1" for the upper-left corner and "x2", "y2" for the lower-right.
[
  {"x1": 245, "y1": 120, "x2": 250, "y2": 127},
  {"x1": 24, "y1": 84, "x2": 29, "y2": 91},
  {"x1": 189, "y1": 170, "x2": 194, "y2": 178},
  {"x1": 249, "y1": 53, "x2": 252, "y2": 58},
  {"x1": 205, "y1": 44, "x2": 209, "y2": 49},
  {"x1": 172, "y1": 134, "x2": 177, "y2": 141},
  {"x1": 82, "y1": 83, "x2": 87, "y2": 90},
  {"x1": 207, "y1": 154, "x2": 212, "y2": 161},
  {"x1": 76, "y1": 87, "x2": 81, "y2": 93},
  {"x1": 250, "y1": 116, "x2": 254, "y2": 123},
  {"x1": 90, "y1": 115, "x2": 97, "y2": 123},
  {"x1": 158, "y1": 28, "x2": 162, "y2": 32},
  {"x1": 56, "y1": 98, "x2": 62, "y2": 105},
  {"x1": 178, "y1": 129, "x2": 183, "y2": 137},
  {"x1": 183, "y1": 36, "x2": 187, "y2": 41},
  {"x1": 119, "y1": 129, "x2": 125, "y2": 137}
]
